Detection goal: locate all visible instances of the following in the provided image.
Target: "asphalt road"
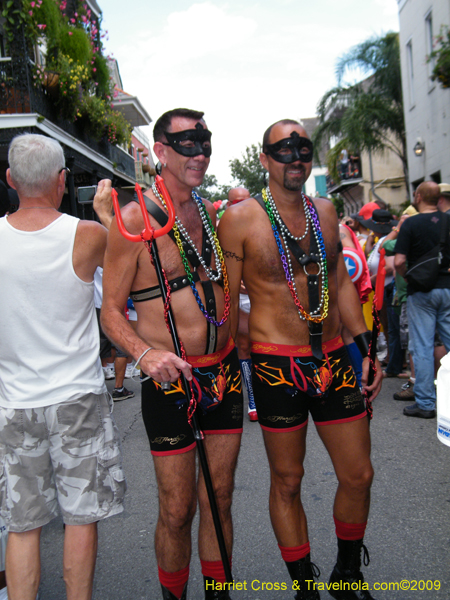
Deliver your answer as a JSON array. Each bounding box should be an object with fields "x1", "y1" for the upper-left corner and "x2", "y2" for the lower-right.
[{"x1": 36, "y1": 375, "x2": 450, "y2": 600}]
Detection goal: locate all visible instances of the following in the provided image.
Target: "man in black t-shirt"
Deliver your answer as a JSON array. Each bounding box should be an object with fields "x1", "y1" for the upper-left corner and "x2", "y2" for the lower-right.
[{"x1": 395, "y1": 181, "x2": 450, "y2": 419}]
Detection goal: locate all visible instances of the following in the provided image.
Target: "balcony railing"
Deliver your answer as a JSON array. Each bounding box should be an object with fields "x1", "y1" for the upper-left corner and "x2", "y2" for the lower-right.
[
  {"x1": 0, "y1": 56, "x2": 135, "y2": 180},
  {"x1": 326, "y1": 156, "x2": 362, "y2": 193}
]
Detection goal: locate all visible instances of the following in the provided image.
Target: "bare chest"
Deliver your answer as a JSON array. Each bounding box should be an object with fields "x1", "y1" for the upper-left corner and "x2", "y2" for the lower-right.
[
  {"x1": 135, "y1": 210, "x2": 213, "y2": 284},
  {"x1": 250, "y1": 224, "x2": 339, "y2": 283}
]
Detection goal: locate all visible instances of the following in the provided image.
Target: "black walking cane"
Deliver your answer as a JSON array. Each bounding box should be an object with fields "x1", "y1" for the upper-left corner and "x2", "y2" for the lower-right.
[{"x1": 111, "y1": 177, "x2": 233, "y2": 583}]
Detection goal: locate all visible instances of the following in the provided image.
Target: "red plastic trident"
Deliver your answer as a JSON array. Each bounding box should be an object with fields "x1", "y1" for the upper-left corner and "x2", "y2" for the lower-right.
[
  {"x1": 111, "y1": 176, "x2": 175, "y2": 242},
  {"x1": 111, "y1": 174, "x2": 233, "y2": 583}
]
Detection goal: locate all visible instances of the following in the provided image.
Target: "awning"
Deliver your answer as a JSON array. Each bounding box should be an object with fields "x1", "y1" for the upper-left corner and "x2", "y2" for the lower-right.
[
  {"x1": 327, "y1": 177, "x2": 363, "y2": 195},
  {"x1": 113, "y1": 90, "x2": 152, "y2": 128}
]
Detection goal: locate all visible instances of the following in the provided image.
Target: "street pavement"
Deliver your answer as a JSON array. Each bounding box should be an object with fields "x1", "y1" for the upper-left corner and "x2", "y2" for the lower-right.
[{"x1": 37, "y1": 374, "x2": 450, "y2": 599}]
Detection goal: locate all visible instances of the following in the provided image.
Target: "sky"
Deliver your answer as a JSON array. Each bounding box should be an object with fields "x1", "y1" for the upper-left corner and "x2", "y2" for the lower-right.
[{"x1": 100, "y1": 0, "x2": 400, "y2": 186}]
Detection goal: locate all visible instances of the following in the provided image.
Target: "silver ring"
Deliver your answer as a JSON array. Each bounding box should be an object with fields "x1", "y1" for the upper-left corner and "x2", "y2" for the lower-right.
[{"x1": 161, "y1": 381, "x2": 171, "y2": 391}]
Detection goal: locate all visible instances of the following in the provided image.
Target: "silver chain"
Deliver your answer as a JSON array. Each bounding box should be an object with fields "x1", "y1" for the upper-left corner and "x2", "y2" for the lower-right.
[
  {"x1": 265, "y1": 186, "x2": 325, "y2": 320},
  {"x1": 152, "y1": 184, "x2": 222, "y2": 282}
]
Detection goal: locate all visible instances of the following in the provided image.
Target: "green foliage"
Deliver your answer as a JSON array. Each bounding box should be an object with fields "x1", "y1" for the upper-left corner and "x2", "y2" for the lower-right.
[
  {"x1": 229, "y1": 144, "x2": 266, "y2": 197},
  {"x1": 58, "y1": 24, "x2": 93, "y2": 66},
  {"x1": 93, "y1": 53, "x2": 111, "y2": 97},
  {"x1": 197, "y1": 174, "x2": 230, "y2": 202},
  {"x1": 428, "y1": 26, "x2": 450, "y2": 89},
  {"x1": 313, "y1": 32, "x2": 408, "y2": 192},
  {"x1": 2, "y1": 0, "x2": 131, "y2": 147},
  {"x1": 330, "y1": 194, "x2": 344, "y2": 218},
  {"x1": 105, "y1": 110, "x2": 132, "y2": 146}
]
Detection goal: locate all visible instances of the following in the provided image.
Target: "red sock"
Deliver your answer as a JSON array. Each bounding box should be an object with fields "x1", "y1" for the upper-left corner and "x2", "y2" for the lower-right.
[
  {"x1": 158, "y1": 565, "x2": 189, "y2": 599},
  {"x1": 201, "y1": 558, "x2": 232, "y2": 585},
  {"x1": 334, "y1": 516, "x2": 367, "y2": 541},
  {"x1": 278, "y1": 542, "x2": 311, "y2": 562}
]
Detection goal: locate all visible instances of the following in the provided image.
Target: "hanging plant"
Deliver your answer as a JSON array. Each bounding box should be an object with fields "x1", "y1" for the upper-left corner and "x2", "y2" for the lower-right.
[
  {"x1": 428, "y1": 26, "x2": 450, "y2": 89},
  {"x1": 3, "y1": 0, "x2": 133, "y2": 147}
]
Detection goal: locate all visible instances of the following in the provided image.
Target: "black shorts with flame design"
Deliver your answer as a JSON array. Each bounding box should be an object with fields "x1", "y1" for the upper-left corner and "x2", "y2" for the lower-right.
[
  {"x1": 251, "y1": 336, "x2": 367, "y2": 431},
  {"x1": 141, "y1": 339, "x2": 243, "y2": 455}
]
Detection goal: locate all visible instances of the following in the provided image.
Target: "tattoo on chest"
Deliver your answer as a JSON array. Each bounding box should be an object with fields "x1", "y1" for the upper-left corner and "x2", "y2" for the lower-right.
[{"x1": 223, "y1": 249, "x2": 244, "y2": 262}]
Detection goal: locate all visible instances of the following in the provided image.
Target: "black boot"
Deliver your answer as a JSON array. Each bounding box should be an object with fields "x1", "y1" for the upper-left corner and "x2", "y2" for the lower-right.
[
  {"x1": 285, "y1": 553, "x2": 321, "y2": 600},
  {"x1": 161, "y1": 583, "x2": 188, "y2": 600},
  {"x1": 204, "y1": 576, "x2": 233, "y2": 600},
  {"x1": 328, "y1": 539, "x2": 376, "y2": 600}
]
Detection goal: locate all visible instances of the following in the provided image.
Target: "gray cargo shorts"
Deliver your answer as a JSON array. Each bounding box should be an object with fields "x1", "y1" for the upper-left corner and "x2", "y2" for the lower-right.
[{"x1": 0, "y1": 392, "x2": 126, "y2": 533}]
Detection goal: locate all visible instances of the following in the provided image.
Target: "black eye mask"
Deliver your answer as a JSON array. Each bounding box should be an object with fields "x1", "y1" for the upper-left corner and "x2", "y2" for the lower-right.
[
  {"x1": 264, "y1": 131, "x2": 313, "y2": 164},
  {"x1": 163, "y1": 122, "x2": 212, "y2": 157}
]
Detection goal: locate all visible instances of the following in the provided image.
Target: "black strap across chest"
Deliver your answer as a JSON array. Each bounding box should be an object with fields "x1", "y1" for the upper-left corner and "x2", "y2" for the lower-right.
[
  {"x1": 130, "y1": 194, "x2": 219, "y2": 354},
  {"x1": 254, "y1": 193, "x2": 324, "y2": 360}
]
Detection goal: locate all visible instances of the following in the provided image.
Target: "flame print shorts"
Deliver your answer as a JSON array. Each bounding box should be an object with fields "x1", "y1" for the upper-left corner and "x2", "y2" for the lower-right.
[
  {"x1": 251, "y1": 336, "x2": 367, "y2": 431},
  {"x1": 141, "y1": 339, "x2": 243, "y2": 456}
]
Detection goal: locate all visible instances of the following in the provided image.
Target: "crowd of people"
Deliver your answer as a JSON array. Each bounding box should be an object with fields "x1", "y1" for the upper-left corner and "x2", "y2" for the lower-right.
[
  {"x1": 343, "y1": 184, "x2": 450, "y2": 420},
  {"x1": 0, "y1": 114, "x2": 448, "y2": 600}
]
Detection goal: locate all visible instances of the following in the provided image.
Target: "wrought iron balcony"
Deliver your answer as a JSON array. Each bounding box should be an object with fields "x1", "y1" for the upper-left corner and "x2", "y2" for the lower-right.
[{"x1": 0, "y1": 55, "x2": 135, "y2": 180}]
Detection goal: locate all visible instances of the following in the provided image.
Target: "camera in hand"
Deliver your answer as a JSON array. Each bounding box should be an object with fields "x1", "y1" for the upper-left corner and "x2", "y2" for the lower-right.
[{"x1": 78, "y1": 185, "x2": 97, "y2": 204}]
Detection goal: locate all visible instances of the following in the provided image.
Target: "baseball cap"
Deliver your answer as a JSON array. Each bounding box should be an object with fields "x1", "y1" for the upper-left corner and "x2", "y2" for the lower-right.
[
  {"x1": 350, "y1": 201, "x2": 380, "y2": 222},
  {"x1": 439, "y1": 183, "x2": 450, "y2": 196}
]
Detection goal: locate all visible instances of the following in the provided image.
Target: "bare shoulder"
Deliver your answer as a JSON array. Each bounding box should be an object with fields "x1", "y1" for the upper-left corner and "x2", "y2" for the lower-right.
[
  {"x1": 76, "y1": 219, "x2": 107, "y2": 249},
  {"x1": 312, "y1": 196, "x2": 339, "y2": 229},
  {"x1": 219, "y1": 197, "x2": 262, "y2": 231},
  {"x1": 339, "y1": 223, "x2": 355, "y2": 248},
  {"x1": 117, "y1": 198, "x2": 148, "y2": 235},
  {"x1": 312, "y1": 196, "x2": 337, "y2": 217}
]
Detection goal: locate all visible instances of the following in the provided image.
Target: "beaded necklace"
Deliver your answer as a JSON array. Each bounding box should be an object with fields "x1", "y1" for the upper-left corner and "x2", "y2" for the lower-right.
[
  {"x1": 152, "y1": 181, "x2": 230, "y2": 327},
  {"x1": 262, "y1": 186, "x2": 329, "y2": 323}
]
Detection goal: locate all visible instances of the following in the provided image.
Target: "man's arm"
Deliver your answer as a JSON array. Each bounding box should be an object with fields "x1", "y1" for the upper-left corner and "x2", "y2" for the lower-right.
[
  {"x1": 101, "y1": 205, "x2": 192, "y2": 383},
  {"x1": 394, "y1": 253, "x2": 407, "y2": 277},
  {"x1": 336, "y1": 253, "x2": 383, "y2": 399},
  {"x1": 93, "y1": 179, "x2": 114, "y2": 230},
  {"x1": 73, "y1": 220, "x2": 107, "y2": 280},
  {"x1": 339, "y1": 223, "x2": 355, "y2": 249},
  {"x1": 217, "y1": 206, "x2": 246, "y2": 341},
  {"x1": 393, "y1": 216, "x2": 412, "y2": 278}
]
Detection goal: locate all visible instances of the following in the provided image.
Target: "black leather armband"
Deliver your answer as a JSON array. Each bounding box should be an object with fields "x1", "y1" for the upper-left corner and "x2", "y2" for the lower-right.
[{"x1": 354, "y1": 331, "x2": 371, "y2": 358}]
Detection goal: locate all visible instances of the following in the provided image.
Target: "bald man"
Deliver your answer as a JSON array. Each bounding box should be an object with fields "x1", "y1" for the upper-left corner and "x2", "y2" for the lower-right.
[
  {"x1": 227, "y1": 187, "x2": 250, "y2": 206},
  {"x1": 219, "y1": 120, "x2": 382, "y2": 600},
  {"x1": 395, "y1": 181, "x2": 450, "y2": 419}
]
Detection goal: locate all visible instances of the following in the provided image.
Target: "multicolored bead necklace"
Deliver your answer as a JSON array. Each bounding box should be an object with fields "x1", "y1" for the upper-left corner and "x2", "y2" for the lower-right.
[
  {"x1": 262, "y1": 186, "x2": 329, "y2": 323},
  {"x1": 152, "y1": 182, "x2": 230, "y2": 327}
]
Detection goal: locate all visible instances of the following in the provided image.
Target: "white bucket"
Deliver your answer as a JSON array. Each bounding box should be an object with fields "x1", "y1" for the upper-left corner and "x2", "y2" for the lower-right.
[{"x1": 436, "y1": 351, "x2": 450, "y2": 447}]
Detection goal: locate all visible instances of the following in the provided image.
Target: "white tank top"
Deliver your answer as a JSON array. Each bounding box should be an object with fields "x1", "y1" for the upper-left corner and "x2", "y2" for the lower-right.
[{"x1": 0, "y1": 214, "x2": 106, "y2": 408}]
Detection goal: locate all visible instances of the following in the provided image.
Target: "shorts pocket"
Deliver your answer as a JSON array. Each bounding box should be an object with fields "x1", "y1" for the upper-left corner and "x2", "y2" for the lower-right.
[
  {"x1": 56, "y1": 396, "x2": 102, "y2": 441},
  {"x1": 97, "y1": 444, "x2": 126, "y2": 507}
]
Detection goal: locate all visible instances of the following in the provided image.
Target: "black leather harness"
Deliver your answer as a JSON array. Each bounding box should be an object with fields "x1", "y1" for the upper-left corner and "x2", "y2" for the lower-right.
[
  {"x1": 254, "y1": 193, "x2": 324, "y2": 360},
  {"x1": 130, "y1": 195, "x2": 221, "y2": 354}
]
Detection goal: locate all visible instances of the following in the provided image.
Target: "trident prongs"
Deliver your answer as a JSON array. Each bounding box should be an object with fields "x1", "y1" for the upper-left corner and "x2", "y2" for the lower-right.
[{"x1": 111, "y1": 176, "x2": 175, "y2": 242}]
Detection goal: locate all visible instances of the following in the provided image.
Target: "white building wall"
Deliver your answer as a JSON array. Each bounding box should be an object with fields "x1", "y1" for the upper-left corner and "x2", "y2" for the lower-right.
[{"x1": 398, "y1": 0, "x2": 450, "y2": 192}]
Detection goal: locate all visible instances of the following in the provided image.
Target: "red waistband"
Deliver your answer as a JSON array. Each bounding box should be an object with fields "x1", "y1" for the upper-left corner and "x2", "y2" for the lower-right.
[
  {"x1": 251, "y1": 336, "x2": 344, "y2": 357},
  {"x1": 188, "y1": 338, "x2": 235, "y2": 367}
]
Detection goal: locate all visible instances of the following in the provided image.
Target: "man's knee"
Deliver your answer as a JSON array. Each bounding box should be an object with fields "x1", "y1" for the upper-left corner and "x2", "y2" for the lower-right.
[
  {"x1": 338, "y1": 463, "x2": 374, "y2": 493},
  {"x1": 159, "y1": 495, "x2": 197, "y2": 532},
  {"x1": 270, "y1": 466, "x2": 305, "y2": 502}
]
